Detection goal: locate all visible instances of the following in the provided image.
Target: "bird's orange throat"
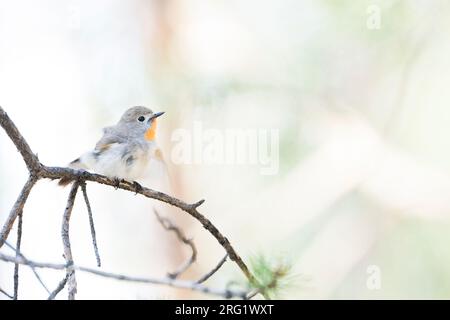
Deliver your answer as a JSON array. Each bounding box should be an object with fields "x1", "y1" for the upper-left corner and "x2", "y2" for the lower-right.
[{"x1": 145, "y1": 120, "x2": 157, "y2": 141}]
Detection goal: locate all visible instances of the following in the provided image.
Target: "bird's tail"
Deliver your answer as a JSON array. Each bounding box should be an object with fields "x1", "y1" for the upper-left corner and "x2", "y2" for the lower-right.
[{"x1": 58, "y1": 157, "x2": 87, "y2": 187}]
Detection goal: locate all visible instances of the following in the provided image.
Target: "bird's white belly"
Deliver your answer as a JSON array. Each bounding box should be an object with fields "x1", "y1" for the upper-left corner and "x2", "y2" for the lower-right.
[{"x1": 85, "y1": 144, "x2": 150, "y2": 182}]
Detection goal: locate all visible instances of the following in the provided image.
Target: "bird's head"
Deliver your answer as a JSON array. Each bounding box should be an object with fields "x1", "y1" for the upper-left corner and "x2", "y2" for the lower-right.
[{"x1": 119, "y1": 106, "x2": 165, "y2": 141}]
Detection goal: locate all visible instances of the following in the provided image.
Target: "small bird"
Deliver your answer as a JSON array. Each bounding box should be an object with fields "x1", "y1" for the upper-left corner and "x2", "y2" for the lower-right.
[{"x1": 59, "y1": 106, "x2": 166, "y2": 190}]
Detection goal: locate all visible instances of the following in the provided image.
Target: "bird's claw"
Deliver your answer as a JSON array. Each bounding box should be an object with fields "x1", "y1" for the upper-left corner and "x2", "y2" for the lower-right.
[
  {"x1": 113, "y1": 178, "x2": 121, "y2": 190},
  {"x1": 133, "y1": 181, "x2": 143, "y2": 194}
]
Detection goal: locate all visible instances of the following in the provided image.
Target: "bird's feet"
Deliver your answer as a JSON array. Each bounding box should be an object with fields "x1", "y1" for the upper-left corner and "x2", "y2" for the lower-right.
[
  {"x1": 133, "y1": 181, "x2": 143, "y2": 194},
  {"x1": 113, "y1": 178, "x2": 122, "y2": 190}
]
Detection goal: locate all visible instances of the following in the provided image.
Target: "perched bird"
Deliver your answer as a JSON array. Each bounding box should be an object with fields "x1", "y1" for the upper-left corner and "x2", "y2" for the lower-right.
[{"x1": 59, "y1": 106, "x2": 166, "y2": 190}]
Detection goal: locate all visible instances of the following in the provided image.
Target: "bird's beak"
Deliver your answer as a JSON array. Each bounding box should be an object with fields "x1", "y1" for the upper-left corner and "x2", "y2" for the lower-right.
[{"x1": 149, "y1": 111, "x2": 165, "y2": 121}]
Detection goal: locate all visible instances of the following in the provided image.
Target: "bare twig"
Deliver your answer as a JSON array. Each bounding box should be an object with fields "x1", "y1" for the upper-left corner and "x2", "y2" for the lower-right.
[
  {"x1": 5, "y1": 241, "x2": 51, "y2": 295},
  {"x1": 196, "y1": 254, "x2": 228, "y2": 284},
  {"x1": 0, "y1": 107, "x2": 41, "y2": 173},
  {"x1": 0, "y1": 252, "x2": 67, "y2": 269},
  {"x1": 154, "y1": 210, "x2": 197, "y2": 279},
  {"x1": 0, "y1": 176, "x2": 37, "y2": 249},
  {"x1": 0, "y1": 252, "x2": 248, "y2": 299},
  {"x1": 61, "y1": 182, "x2": 79, "y2": 300},
  {"x1": 47, "y1": 274, "x2": 69, "y2": 300},
  {"x1": 246, "y1": 289, "x2": 260, "y2": 300},
  {"x1": 80, "y1": 182, "x2": 101, "y2": 267},
  {"x1": 13, "y1": 213, "x2": 23, "y2": 300},
  {"x1": 76, "y1": 266, "x2": 245, "y2": 299},
  {"x1": 0, "y1": 286, "x2": 13, "y2": 299}
]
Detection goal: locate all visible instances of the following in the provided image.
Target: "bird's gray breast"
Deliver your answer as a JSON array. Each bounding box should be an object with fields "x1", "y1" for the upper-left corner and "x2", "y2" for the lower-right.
[{"x1": 120, "y1": 140, "x2": 150, "y2": 167}]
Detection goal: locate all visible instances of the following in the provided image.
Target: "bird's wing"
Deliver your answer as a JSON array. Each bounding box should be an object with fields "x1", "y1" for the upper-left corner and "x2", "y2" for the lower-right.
[
  {"x1": 60, "y1": 127, "x2": 126, "y2": 187},
  {"x1": 94, "y1": 127, "x2": 126, "y2": 152}
]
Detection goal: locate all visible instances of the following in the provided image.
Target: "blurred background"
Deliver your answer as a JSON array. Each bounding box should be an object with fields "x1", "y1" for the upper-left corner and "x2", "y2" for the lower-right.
[{"x1": 1, "y1": 0, "x2": 450, "y2": 299}]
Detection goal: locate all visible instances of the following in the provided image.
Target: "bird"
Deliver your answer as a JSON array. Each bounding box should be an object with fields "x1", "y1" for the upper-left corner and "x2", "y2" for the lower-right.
[{"x1": 58, "y1": 106, "x2": 166, "y2": 191}]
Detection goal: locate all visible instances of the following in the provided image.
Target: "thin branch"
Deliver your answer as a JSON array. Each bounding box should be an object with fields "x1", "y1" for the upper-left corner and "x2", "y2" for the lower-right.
[
  {"x1": 61, "y1": 182, "x2": 79, "y2": 300},
  {"x1": 80, "y1": 182, "x2": 101, "y2": 267},
  {"x1": 0, "y1": 286, "x2": 13, "y2": 299},
  {"x1": 76, "y1": 266, "x2": 245, "y2": 299},
  {"x1": 5, "y1": 241, "x2": 51, "y2": 295},
  {"x1": 0, "y1": 176, "x2": 37, "y2": 249},
  {"x1": 0, "y1": 252, "x2": 248, "y2": 299},
  {"x1": 0, "y1": 252, "x2": 66, "y2": 269},
  {"x1": 246, "y1": 289, "x2": 260, "y2": 300},
  {"x1": 47, "y1": 274, "x2": 69, "y2": 300},
  {"x1": 13, "y1": 213, "x2": 23, "y2": 300},
  {"x1": 154, "y1": 210, "x2": 197, "y2": 279},
  {"x1": 196, "y1": 254, "x2": 228, "y2": 284},
  {"x1": 0, "y1": 107, "x2": 41, "y2": 173}
]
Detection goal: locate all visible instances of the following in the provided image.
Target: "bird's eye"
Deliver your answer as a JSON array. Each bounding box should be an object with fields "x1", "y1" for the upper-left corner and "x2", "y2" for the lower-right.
[{"x1": 138, "y1": 116, "x2": 145, "y2": 122}]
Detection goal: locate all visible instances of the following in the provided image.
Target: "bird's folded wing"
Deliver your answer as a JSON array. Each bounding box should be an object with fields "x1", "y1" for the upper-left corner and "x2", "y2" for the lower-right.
[{"x1": 95, "y1": 128, "x2": 126, "y2": 152}]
